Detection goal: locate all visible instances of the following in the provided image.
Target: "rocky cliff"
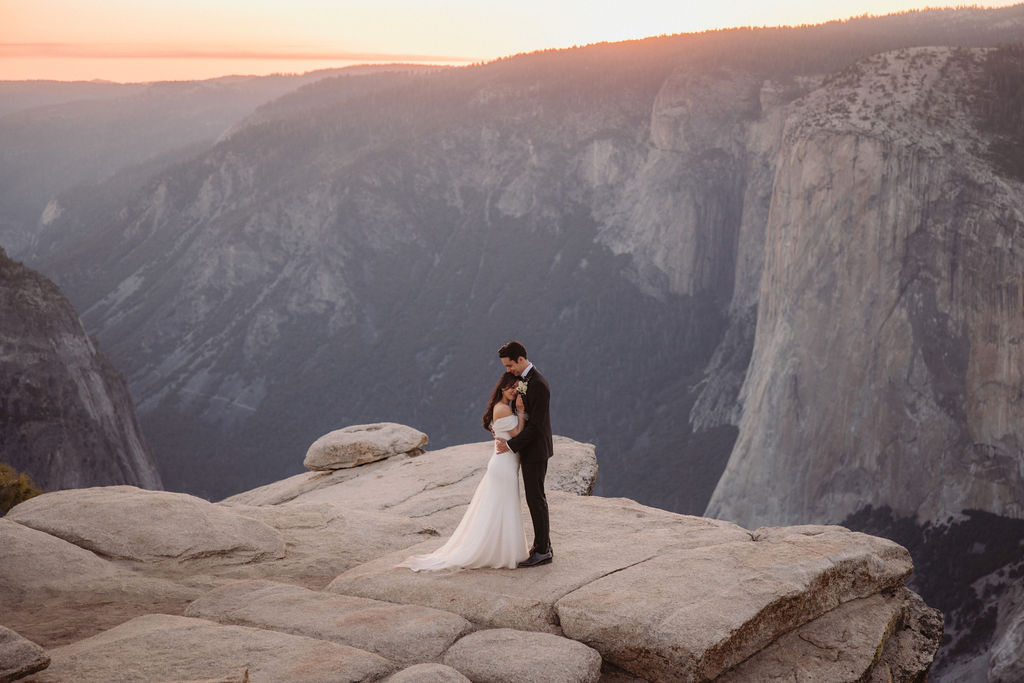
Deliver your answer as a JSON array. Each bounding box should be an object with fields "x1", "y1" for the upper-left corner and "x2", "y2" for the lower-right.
[
  {"x1": 0, "y1": 425, "x2": 944, "y2": 682},
  {"x1": 25, "y1": 8, "x2": 1024, "y2": 513},
  {"x1": 705, "y1": 45, "x2": 1024, "y2": 529},
  {"x1": 692, "y1": 45, "x2": 1024, "y2": 678},
  {"x1": 0, "y1": 247, "x2": 161, "y2": 492}
]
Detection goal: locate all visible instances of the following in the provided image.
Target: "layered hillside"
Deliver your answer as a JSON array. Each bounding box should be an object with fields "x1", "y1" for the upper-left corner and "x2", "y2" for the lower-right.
[
  {"x1": 30, "y1": 7, "x2": 1024, "y2": 510},
  {"x1": 0, "y1": 66, "x2": 439, "y2": 258},
  {"x1": 0, "y1": 247, "x2": 161, "y2": 491}
]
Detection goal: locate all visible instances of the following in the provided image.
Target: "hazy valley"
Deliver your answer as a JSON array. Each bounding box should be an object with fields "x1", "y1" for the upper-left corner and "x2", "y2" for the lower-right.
[{"x1": 3, "y1": 5, "x2": 1024, "y2": 679}]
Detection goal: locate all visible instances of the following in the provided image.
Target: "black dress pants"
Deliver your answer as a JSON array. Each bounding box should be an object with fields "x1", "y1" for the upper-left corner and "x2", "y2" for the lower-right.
[{"x1": 520, "y1": 457, "x2": 550, "y2": 553}]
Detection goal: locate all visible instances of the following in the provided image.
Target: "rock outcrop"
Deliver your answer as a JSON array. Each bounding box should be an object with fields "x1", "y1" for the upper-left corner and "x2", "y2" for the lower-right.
[
  {"x1": 303, "y1": 422, "x2": 428, "y2": 470},
  {"x1": 0, "y1": 247, "x2": 161, "y2": 492},
  {"x1": 442, "y1": 629, "x2": 603, "y2": 683},
  {"x1": 184, "y1": 579, "x2": 471, "y2": 665},
  {"x1": 31, "y1": 614, "x2": 394, "y2": 683},
  {"x1": 0, "y1": 627, "x2": 48, "y2": 683},
  {"x1": 706, "y1": 46, "x2": 1024, "y2": 529},
  {"x1": 0, "y1": 427, "x2": 942, "y2": 681},
  {"x1": 6, "y1": 486, "x2": 284, "y2": 564}
]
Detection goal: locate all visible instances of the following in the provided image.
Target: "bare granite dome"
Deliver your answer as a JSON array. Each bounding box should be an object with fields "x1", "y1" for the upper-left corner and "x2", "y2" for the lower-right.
[{"x1": 1, "y1": 426, "x2": 943, "y2": 681}]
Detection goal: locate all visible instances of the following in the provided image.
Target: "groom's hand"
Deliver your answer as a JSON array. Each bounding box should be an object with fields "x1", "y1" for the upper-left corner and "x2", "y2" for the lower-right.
[{"x1": 495, "y1": 438, "x2": 510, "y2": 454}]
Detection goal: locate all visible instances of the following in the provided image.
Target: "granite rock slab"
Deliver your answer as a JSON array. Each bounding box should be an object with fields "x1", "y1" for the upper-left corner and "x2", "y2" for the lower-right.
[
  {"x1": 30, "y1": 614, "x2": 394, "y2": 682},
  {"x1": 554, "y1": 525, "x2": 913, "y2": 681},
  {"x1": 443, "y1": 628, "x2": 602, "y2": 683},
  {"x1": 185, "y1": 579, "x2": 471, "y2": 665},
  {"x1": 327, "y1": 492, "x2": 751, "y2": 632},
  {"x1": 7, "y1": 486, "x2": 284, "y2": 564},
  {"x1": 0, "y1": 626, "x2": 49, "y2": 683}
]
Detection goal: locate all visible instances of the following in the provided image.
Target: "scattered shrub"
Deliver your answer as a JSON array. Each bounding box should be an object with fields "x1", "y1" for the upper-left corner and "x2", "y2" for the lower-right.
[{"x1": 0, "y1": 463, "x2": 42, "y2": 515}]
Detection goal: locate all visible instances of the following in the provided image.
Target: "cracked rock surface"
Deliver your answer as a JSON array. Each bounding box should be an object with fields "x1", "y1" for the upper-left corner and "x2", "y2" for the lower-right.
[{"x1": 3, "y1": 429, "x2": 940, "y2": 681}]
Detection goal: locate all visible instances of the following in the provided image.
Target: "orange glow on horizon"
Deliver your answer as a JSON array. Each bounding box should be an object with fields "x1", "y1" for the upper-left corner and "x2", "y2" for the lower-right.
[{"x1": 2, "y1": 0, "x2": 1021, "y2": 83}]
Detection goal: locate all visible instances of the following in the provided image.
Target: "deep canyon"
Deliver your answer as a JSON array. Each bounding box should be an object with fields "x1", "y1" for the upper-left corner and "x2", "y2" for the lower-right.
[{"x1": 3, "y1": 6, "x2": 1024, "y2": 679}]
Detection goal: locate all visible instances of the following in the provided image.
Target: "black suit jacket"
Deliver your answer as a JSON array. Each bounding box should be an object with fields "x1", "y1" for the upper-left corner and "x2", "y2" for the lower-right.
[{"x1": 507, "y1": 366, "x2": 553, "y2": 463}]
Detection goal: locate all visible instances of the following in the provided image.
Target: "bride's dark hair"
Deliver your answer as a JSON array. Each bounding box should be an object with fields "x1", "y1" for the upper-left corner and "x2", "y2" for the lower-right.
[{"x1": 482, "y1": 372, "x2": 520, "y2": 431}]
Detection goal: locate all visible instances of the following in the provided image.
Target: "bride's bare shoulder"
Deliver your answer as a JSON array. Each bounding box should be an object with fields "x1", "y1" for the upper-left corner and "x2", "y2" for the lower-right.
[{"x1": 492, "y1": 402, "x2": 513, "y2": 419}]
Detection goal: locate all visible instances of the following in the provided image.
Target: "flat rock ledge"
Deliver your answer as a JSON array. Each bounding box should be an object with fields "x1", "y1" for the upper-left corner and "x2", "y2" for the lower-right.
[
  {"x1": 303, "y1": 422, "x2": 428, "y2": 470},
  {"x1": 28, "y1": 614, "x2": 393, "y2": 682},
  {"x1": 2, "y1": 426, "x2": 942, "y2": 682},
  {"x1": 184, "y1": 579, "x2": 471, "y2": 665}
]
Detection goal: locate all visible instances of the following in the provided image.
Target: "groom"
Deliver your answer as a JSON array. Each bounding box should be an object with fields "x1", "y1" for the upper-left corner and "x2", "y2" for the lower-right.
[{"x1": 495, "y1": 340, "x2": 553, "y2": 567}]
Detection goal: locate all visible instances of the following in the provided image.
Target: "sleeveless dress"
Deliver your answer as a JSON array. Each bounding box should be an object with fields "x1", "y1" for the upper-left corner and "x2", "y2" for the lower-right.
[{"x1": 398, "y1": 414, "x2": 530, "y2": 571}]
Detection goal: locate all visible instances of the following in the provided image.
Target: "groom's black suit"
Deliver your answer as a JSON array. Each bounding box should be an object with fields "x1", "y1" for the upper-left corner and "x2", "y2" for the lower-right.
[{"x1": 507, "y1": 365, "x2": 552, "y2": 554}]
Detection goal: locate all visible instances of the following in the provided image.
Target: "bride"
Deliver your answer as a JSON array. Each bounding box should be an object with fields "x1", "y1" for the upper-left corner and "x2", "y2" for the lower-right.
[{"x1": 398, "y1": 372, "x2": 530, "y2": 571}]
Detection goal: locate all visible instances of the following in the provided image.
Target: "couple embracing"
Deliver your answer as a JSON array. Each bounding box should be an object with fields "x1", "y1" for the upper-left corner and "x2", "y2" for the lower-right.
[{"x1": 399, "y1": 340, "x2": 553, "y2": 571}]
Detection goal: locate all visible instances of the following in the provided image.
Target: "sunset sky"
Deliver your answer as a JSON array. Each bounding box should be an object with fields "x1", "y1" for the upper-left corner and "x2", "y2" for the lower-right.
[{"x1": 2, "y1": 0, "x2": 1021, "y2": 83}]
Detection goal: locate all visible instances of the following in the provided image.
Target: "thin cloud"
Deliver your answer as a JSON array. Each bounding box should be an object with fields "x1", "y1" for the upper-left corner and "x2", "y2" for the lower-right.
[{"x1": 0, "y1": 42, "x2": 476, "y2": 63}]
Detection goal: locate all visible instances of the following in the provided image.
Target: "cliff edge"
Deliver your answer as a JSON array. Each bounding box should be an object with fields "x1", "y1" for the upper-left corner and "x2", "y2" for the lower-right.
[{"x1": 1, "y1": 425, "x2": 942, "y2": 682}]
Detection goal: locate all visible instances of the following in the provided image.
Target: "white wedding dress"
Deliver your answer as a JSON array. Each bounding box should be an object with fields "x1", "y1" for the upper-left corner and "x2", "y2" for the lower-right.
[{"x1": 398, "y1": 414, "x2": 529, "y2": 571}]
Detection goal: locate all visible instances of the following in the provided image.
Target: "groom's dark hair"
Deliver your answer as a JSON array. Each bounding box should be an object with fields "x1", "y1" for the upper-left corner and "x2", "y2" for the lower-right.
[{"x1": 498, "y1": 340, "x2": 528, "y2": 361}]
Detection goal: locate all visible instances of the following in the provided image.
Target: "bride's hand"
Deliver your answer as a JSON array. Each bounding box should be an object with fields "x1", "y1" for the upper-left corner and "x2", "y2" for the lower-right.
[{"x1": 515, "y1": 394, "x2": 524, "y2": 413}]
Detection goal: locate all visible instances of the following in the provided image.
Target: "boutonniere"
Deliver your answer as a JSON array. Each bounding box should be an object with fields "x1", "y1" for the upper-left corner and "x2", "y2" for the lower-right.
[{"x1": 516, "y1": 380, "x2": 529, "y2": 395}]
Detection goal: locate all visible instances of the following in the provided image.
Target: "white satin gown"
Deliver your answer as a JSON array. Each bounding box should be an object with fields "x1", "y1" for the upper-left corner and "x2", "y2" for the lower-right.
[{"x1": 398, "y1": 414, "x2": 529, "y2": 571}]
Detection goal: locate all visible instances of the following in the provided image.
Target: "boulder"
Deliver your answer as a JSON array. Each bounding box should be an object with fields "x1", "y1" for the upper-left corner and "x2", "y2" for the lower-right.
[
  {"x1": 0, "y1": 518, "x2": 200, "y2": 647},
  {"x1": 443, "y1": 628, "x2": 602, "y2": 683},
  {"x1": 31, "y1": 614, "x2": 394, "y2": 682},
  {"x1": 554, "y1": 525, "x2": 913, "y2": 681},
  {"x1": 185, "y1": 579, "x2": 471, "y2": 665},
  {"x1": 6, "y1": 486, "x2": 284, "y2": 564},
  {"x1": 386, "y1": 663, "x2": 470, "y2": 682},
  {"x1": 544, "y1": 436, "x2": 599, "y2": 496},
  {"x1": 303, "y1": 422, "x2": 428, "y2": 470},
  {"x1": 327, "y1": 492, "x2": 751, "y2": 632},
  {"x1": 0, "y1": 518, "x2": 121, "y2": 598},
  {"x1": 0, "y1": 626, "x2": 49, "y2": 682}
]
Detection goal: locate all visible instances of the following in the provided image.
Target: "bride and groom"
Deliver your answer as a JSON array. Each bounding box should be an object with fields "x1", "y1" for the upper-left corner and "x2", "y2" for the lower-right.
[{"x1": 399, "y1": 340, "x2": 553, "y2": 571}]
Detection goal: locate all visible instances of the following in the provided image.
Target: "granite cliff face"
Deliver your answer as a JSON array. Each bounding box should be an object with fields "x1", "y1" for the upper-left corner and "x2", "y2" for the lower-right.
[
  {"x1": 690, "y1": 46, "x2": 1024, "y2": 677},
  {"x1": 0, "y1": 247, "x2": 161, "y2": 492},
  {"x1": 705, "y1": 46, "x2": 1024, "y2": 529}
]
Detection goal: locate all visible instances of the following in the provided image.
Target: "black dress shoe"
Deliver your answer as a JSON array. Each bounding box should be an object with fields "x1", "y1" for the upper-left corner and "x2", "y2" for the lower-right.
[{"x1": 518, "y1": 550, "x2": 553, "y2": 567}]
